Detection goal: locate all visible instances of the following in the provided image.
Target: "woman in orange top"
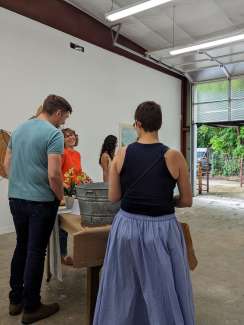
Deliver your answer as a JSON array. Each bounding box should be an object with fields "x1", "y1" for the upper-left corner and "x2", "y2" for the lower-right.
[
  {"x1": 62, "y1": 128, "x2": 81, "y2": 177},
  {"x1": 60, "y1": 128, "x2": 81, "y2": 265}
]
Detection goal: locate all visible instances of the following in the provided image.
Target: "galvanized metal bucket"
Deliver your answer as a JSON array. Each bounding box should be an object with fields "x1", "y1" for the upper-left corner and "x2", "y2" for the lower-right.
[{"x1": 76, "y1": 182, "x2": 120, "y2": 225}]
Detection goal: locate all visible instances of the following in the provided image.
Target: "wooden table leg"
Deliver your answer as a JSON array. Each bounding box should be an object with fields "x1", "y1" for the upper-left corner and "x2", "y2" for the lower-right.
[{"x1": 85, "y1": 265, "x2": 102, "y2": 325}]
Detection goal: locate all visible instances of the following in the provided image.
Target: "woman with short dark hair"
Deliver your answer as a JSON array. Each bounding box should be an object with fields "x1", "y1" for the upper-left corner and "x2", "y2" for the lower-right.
[{"x1": 93, "y1": 101, "x2": 195, "y2": 325}]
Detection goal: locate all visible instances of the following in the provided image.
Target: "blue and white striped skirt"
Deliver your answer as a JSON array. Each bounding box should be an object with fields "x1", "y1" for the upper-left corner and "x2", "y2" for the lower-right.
[{"x1": 93, "y1": 209, "x2": 195, "y2": 325}]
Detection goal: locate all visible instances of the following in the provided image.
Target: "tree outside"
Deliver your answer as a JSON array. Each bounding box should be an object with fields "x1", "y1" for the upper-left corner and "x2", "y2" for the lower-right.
[{"x1": 197, "y1": 125, "x2": 244, "y2": 176}]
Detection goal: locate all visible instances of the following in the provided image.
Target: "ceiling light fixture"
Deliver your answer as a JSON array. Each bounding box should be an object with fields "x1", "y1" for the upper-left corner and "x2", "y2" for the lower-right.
[
  {"x1": 170, "y1": 33, "x2": 244, "y2": 56},
  {"x1": 106, "y1": 0, "x2": 172, "y2": 22}
]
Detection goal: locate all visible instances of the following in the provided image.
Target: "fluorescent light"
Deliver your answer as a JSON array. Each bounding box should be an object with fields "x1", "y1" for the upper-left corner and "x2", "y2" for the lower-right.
[
  {"x1": 170, "y1": 33, "x2": 244, "y2": 56},
  {"x1": 106, "y1": 0, "x2": 172, "y2": 22}
]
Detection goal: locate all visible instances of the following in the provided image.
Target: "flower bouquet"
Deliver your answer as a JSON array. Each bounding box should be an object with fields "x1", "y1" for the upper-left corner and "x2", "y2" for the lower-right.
[{"x1": 64, "y1": 167, "x2": 92, "y2": 197}]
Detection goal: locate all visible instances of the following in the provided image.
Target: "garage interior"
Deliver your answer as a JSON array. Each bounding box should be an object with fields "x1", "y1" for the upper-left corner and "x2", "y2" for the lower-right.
[{"x1": 0, "y1": 1, "x2": 244, "y2": 324}]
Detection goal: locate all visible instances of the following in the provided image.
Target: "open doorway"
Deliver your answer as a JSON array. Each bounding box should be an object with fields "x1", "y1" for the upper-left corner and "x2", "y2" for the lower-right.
[{"x1": 192, "y1": 78, "x2": 244, "y2": 200}]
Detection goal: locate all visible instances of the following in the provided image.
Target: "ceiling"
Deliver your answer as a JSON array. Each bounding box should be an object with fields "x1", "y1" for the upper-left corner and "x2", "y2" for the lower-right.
[{"x1": 64, "y1": 0, "x2": 244, "y2": 82}]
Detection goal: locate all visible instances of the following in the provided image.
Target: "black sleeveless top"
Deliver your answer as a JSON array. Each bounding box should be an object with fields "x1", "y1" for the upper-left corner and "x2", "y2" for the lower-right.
[{"x1": 120, "y1": 142, "x2": 177, "y2": 216}]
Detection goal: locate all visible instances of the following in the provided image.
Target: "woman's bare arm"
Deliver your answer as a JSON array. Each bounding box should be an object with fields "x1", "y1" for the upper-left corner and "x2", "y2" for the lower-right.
[
  {"x1": 108, "y1": 147, "x2": 126, "y2": 203},
  {"x1": 165, "y1": 149, "x2": 192, "y2": 208},
  {"x1": 101, "y1": 153, "x2": 110, "y2": 182}
]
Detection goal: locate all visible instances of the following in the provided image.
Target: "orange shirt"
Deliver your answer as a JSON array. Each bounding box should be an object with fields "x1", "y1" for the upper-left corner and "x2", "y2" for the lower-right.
[{"x1": 62, "y1": 148, "x2": 82, "y2": 177}]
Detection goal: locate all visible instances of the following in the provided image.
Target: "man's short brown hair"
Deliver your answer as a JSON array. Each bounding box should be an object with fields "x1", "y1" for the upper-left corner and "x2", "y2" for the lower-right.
[
  {"x1": 42, "y1": 95, "x2": 72, "y2": 115},
  {"x1": 135, "y1": 101, "x2": 162, "y2": 132}
]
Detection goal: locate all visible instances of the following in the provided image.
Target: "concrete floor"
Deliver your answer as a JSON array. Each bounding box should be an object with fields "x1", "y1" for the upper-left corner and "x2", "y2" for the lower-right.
[
  {"x1": 0, "y1": 187, "x2": 244, "y2": 324},
  {"x1": 209, "y1": 178, "x2": 244, "y2": 199}
]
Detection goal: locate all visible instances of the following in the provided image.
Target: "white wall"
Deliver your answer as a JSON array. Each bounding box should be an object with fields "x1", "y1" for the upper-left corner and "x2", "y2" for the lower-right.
[{"x1": 0, "y1": 8, "x2": 182, "y2": 234}]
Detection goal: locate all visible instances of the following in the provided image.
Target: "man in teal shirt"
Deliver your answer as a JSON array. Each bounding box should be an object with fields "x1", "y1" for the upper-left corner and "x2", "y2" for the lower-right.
[{"x1": 4, "y1": 94, "x2": 72, "y2": 324}]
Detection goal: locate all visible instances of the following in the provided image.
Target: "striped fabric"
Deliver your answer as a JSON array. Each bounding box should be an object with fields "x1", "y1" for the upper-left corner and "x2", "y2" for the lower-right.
[{"x1": 93, "y1": 209, "x2": 195, "y2": 325}]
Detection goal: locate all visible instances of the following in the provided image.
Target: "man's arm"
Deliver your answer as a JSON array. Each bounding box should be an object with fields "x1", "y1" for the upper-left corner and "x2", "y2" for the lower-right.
[
  {"x1": 48, "y1": 154, "x2": 63, "y2": 201},
  {"x1": 3, "y1": 148, "x2": 12, "y2": 178}
]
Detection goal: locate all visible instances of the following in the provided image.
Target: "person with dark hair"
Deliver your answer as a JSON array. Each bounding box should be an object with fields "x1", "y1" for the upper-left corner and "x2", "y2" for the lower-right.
[
  {"x1": 4, "y1": 94, "x2": 72, "y2": 324},
  {"x1": 93, "y1": 101, "x2": 195, "y2": 325},
  {"x1": 134, "y1": 100, "x2": 162, "y2": 132},
  {"x1": 60, "y1": 128, "x2": 81, "y2": 266},
  {"x1": 99, "y1": 135, "x2": 117, "y2": 182}
]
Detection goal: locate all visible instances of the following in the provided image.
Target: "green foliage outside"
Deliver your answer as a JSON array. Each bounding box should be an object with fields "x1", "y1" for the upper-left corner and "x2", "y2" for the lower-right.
[
  {"x1": 211, "y1": 152, "x2": 241, "y2": 176},
  {"x1": 197, "y1": 125, "x2": 244, "y2": 176}
]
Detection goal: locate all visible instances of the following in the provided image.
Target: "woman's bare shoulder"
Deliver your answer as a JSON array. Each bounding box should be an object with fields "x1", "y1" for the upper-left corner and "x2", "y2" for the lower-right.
[
  {"x1": 165, "y1": 148, "x2": 185, "y2": 161},
  {"x1": 164, "y1": 149, "x2": 187, "y2": 177}
]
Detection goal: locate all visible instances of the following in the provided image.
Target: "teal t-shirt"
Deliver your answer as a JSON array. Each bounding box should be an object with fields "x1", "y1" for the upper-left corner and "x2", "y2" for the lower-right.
[{"x1": 8, "y1": 119, "x2": 64, "y2": 201}]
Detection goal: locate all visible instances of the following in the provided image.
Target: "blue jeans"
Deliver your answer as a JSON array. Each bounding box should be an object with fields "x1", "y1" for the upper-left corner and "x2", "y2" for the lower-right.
[{"x1": 9, "y1": 198, "x2": 59, "y2": 311}]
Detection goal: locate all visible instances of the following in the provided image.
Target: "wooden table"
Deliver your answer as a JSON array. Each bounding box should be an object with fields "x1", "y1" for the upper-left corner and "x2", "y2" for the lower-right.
[{"x1": 48, "y1": 213, "x2": 111, "y2": 325}]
